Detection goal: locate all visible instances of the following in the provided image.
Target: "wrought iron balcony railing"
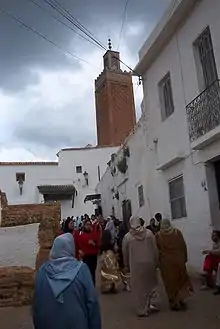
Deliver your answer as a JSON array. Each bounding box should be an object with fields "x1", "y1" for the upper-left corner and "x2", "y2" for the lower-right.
[{"x1": 186, "y1": 79, "x2": 220, "y2": 142}]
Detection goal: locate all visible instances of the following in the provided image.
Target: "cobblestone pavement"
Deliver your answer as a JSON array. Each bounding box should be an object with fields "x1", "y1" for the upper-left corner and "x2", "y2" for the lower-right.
[{"x1": 1, "y1": 282, "x2": 220, "y2": 329}]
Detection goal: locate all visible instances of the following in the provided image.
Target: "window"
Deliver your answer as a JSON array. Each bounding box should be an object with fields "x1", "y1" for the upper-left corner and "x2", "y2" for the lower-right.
[
  {"x1": 16, "y1": 172, "x2": 25, "y2": 182},
  {"x1": 194, "y1": 27, "x2": 218, "y2": 91},
  {"x1": 97, "y1": 166, "x2": 101, "y2": 182},
  {"x1": 138, "y1": 185, "x2": 145, "y2": 207},
  {"x1": 76, "y1": 166, "x2": 82, "y2": 174},
  {"x1": 112, "y1": 206, "x2": 115, "y2": 217},
  {"x1": 159, "y1": 72, "x2": 175, "y2": 121},
  {"x1": 169, "y1": 175, "x2": 187, "y2": 219}
]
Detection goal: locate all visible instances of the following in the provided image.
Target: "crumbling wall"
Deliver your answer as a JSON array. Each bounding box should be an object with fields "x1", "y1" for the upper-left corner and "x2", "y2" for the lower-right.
[
  {"x1": 0, "y1": 191, "x2": 61, "y2": 307},
  {"x1": 0, "y1": 267, "x2": 34, "y2": 307},
  {"x1": 1, "y1": 202, "x2": 60, "y2": 228}
]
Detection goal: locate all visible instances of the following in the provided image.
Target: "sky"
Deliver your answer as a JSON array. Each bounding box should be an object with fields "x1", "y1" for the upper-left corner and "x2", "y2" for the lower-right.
[{"x1": 0, "y1": 0, "x2": 171, "y2": 161}]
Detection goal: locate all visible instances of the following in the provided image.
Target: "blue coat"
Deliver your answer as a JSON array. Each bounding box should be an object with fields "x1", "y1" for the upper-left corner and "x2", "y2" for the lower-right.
[{"x1": 33, "y1": 262, "x2": 101, "y2": 329}]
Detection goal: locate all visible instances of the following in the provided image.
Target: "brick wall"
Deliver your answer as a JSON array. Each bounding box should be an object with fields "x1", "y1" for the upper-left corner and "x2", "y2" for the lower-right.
[
  {"x1": 1, "y1": 203, "x2": 60, "y2": 228},
  {"x1": 0, "y1": 192, "x2": 61, "y2": 306},
  {"x1": 0, "y1": 200, "x2": 61, "y2": 270},
  {"x1": 0, "y1": 191, "x2": 8, "y2": 207},
  {"x1": 95, "y1": 70, "x2": 136, "y2": 147}
]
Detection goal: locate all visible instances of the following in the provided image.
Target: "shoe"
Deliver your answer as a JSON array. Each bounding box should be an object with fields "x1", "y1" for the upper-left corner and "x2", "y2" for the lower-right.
[
  {"x1": 138, "y1": 312, "x2": 149, "y2": 318},
  {"x1": 213, "y1": 289, "x2": 220, "y2": 295},
  {"x1": 149, "y1": 305, "x2": 160, "y2": 313},
  {"x1": 201, "y1": 285, "x2": 210, "y2": 290},
  {"x1": 170, "y1": 303, "x2": 181, "y2": 311},
  {"x1": 179, "y1": 301, "x2": 187, "y2": 310}
]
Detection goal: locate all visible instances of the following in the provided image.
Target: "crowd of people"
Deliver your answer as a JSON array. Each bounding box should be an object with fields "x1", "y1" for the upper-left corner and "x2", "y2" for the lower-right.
[{"x1": 32, "y1": 212, "x2": 220, "y2": 329}]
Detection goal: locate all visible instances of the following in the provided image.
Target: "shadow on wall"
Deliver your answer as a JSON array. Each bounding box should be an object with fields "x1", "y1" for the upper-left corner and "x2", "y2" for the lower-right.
[{"x1": 0, "y1": 190, "x2": 61, "y2": 307}]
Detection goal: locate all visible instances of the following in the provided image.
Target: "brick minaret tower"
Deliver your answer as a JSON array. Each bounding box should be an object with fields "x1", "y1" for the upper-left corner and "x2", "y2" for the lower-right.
[{"x1": 95, "y1": 40, "x2": 136, "y2": 147}]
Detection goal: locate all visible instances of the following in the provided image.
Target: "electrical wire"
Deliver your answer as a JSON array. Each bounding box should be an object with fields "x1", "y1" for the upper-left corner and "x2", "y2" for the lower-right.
[
  {"x1": 42, "y1": 0, "x2": 107, "y2": 51},
  {"x1": 26, "y1": 0, "x2": 104, "y2": 50},
  {"x1": 52, "y1": 0, "x2": 106, "y2": 49},
  {"x1": 41, "y1": 0, "x2": 141, "y2": 78},
  {"x1": 117, "y1": 0, "x2": 129, "y2": 50},
  {"x1": 0, "y1": 6, "x2": 94, "y2": 67}
]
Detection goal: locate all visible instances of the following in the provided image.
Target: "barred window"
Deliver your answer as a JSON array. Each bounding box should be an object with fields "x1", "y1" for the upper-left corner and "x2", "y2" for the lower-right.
[
  {"x1": 194, "y1": 27, "x2": 218, "y2": 90},
  {"x1": 76, "y1": 166, "x2": 82, "y2": 174},
  {"x1": 159, "y1": 72, "x2": 175, "y2": 121},
  {"x1": 169, "y1": 175, "x2": 187, "y2": 219},
  {"x1": 138, "y1": 185, "x2": 145, "y2": 207}
]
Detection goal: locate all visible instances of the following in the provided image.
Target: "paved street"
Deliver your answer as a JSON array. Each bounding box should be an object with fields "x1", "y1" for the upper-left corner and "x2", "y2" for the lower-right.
[{"x1": 1, "y1": 282, "x2": 220, "y2": 329}]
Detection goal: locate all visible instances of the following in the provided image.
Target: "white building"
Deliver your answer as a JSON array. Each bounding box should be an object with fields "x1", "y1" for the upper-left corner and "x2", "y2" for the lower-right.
[
  {"x1": 0, "y1": 145, "x2": 118, "y2": 218},
  {"x1": 96, "y1": 116, "x2": 150, "y2": 221},
  {"x1": 97, "y1": 0, "x2": 220, "y2": 271}
]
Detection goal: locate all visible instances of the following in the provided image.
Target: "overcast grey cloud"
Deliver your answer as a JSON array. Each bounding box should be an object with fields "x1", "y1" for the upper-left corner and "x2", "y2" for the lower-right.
[{"x1": 0, "y1": 0, "x2": 171, "y2": 161}]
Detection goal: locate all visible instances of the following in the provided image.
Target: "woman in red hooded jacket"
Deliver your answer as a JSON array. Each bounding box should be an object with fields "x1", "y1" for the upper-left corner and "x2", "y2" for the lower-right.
[{"x1": 75, "y1": 219, "x2": 100, "y2": 285}]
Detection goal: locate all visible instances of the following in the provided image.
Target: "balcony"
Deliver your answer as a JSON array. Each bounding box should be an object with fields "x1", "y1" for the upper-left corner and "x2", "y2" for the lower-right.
[{"x1": 186, "y1": 80, "x2": 220, "y2": 150}]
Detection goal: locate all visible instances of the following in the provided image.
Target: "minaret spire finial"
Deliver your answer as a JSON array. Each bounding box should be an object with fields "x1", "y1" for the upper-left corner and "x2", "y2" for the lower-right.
[{"x1": 108, "y1": 38, "x2": 112, "y2": 50}]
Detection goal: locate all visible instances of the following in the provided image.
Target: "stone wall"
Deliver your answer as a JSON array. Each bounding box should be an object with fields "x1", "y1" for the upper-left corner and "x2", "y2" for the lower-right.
[
  {"x1": 1, "y1": 202, "x2": 60, "y2": 228},
  {"x1": 0, "y1": 267, "x2": 34, "y2": 307},
  {"x1": 0, "y1": 191, "x2": 61, "y2": 306},
  {"x1": 1, "y1": 200, "x2": 61, "y2": 269}
]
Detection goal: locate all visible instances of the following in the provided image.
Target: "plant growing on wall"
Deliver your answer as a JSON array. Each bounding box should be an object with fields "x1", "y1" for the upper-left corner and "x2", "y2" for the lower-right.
[
  {"x1": 117, "y1": 156, "x2": 128, "y2": 174},
  {"x1": 123, "y1": 146, "x2": 130, "y2": 158},
  {"x1": 115, "y1": 191, "x2": 119, "y2": 200},
  {"x1": 111, "y1": 166, "x2": 116, "y2": 176},
  {"x1": 111, "y1": 153, "x2": 117, "y2": 162}
]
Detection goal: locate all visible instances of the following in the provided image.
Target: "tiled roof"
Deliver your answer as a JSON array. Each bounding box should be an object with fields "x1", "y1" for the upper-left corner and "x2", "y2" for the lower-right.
[
  {"x1": 0, "y1": 162, "x2": 58, "y2": 166},
  {"x1": 57, "y1": 144, "x2": 118, "y2": 154},
  {"x1": 37, "y1": 184, "x2": 75, "y2": 195},
  {"x1": 84, "y1": 194, "x2": 101, "y2": 203}
]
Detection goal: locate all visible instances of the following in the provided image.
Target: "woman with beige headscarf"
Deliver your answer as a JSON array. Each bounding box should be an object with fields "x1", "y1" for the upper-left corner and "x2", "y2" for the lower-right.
[
  {"x1": 122, "y1": 216, "x2": 159, "y2": 317},
  {"x1": 156, "y1": 219, "x2": 193, "y2": 311}
]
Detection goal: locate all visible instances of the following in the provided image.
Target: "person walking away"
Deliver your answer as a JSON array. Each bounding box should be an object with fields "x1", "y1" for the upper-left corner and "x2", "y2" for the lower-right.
[
  {"x1": 105, "y1": 216, "x2": 116, "y2": 245},
  {"x1": 146, "y1": 218, "x2": 158, "y2": 235},
  {"x1": 154, "y1": 213, "x2": 162, "y2": 233},
  {"x1": 99, "y1": 230, "x2": 122, "y2": 293},
  {"x1": 32, "y1": 233, "x2": 101, "y2": 329},
  {"x1": 122, "y1": 216, "x2": 159, "y2": 317},
  {"x1": 202, "y1": 230, "x2": 220, "y2": 288},
  {"x1": 76, "y1": 219, "x2": 100, "y2": 285},
  {"x1": 92, "y1": 215, "x2": 102, "y2": 242},
  {"x1": 117, "y1": 220, "x2": 130, "y2": 291},
  {"x1": 156, "y1": 219, "x2": 193, "y2": 311}
]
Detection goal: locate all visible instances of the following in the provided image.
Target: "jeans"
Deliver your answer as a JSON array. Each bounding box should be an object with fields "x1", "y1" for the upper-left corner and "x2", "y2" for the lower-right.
[{"x1": 83, "y1": 254, "x2": 98, "y2": 285}]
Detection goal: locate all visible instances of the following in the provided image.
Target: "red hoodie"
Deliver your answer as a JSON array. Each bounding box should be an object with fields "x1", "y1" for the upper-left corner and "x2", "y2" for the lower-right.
[{"x1": 76, "y1": 229, "x2": 100, "y2": 257}]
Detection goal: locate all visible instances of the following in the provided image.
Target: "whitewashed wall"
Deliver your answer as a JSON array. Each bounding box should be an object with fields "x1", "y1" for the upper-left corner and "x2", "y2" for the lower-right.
[
  {"x1": 139, "y1": 0, "x2": 220, "y2": 270},
  {"x1": 0, "y1": 164, "x2": 58, "y2": 205},
  {"x1": 0, "y1": 146, "x2": 118, "y2": 219},
  {"x1": 0, "y1": 224, "x2": 39, "y2": 268},
  {"x1": 97, "y1": 118, "x2": 151, "y2": 222},
  {"x1": 58, "y1": 146, "x2": 118, "y2": 217},
  {"x1": 98, "y1": 0, "x2": 220, "y2": 271}
]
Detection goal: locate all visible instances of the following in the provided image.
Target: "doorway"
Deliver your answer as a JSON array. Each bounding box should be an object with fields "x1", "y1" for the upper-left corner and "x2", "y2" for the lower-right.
[
  {"x1": 214, "y1": 160, "x2": 220, "y2": 208},
  {"x1": 206, "y1": 158, "x2": 220, "y2": 229},
  {"x1": 122, "y1": 199, "x2": 132, "y2": 229}
]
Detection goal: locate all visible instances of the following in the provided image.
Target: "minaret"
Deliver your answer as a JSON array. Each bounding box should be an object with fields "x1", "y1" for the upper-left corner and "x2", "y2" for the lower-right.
[{"x1": 95, "y1": 39, "x2": 136, "y2": 147}]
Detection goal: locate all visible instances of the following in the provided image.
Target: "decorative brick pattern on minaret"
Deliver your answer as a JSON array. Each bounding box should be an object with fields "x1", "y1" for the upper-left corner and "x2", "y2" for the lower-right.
[{"x1": 95, "y1": 49, "x2": 136, "y2": 147}]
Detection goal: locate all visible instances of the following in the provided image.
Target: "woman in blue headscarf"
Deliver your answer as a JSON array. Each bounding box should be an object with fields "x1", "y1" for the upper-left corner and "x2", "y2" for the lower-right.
[{"x1": 32, "y1": 233, "x2": 101, "y2": 329}]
